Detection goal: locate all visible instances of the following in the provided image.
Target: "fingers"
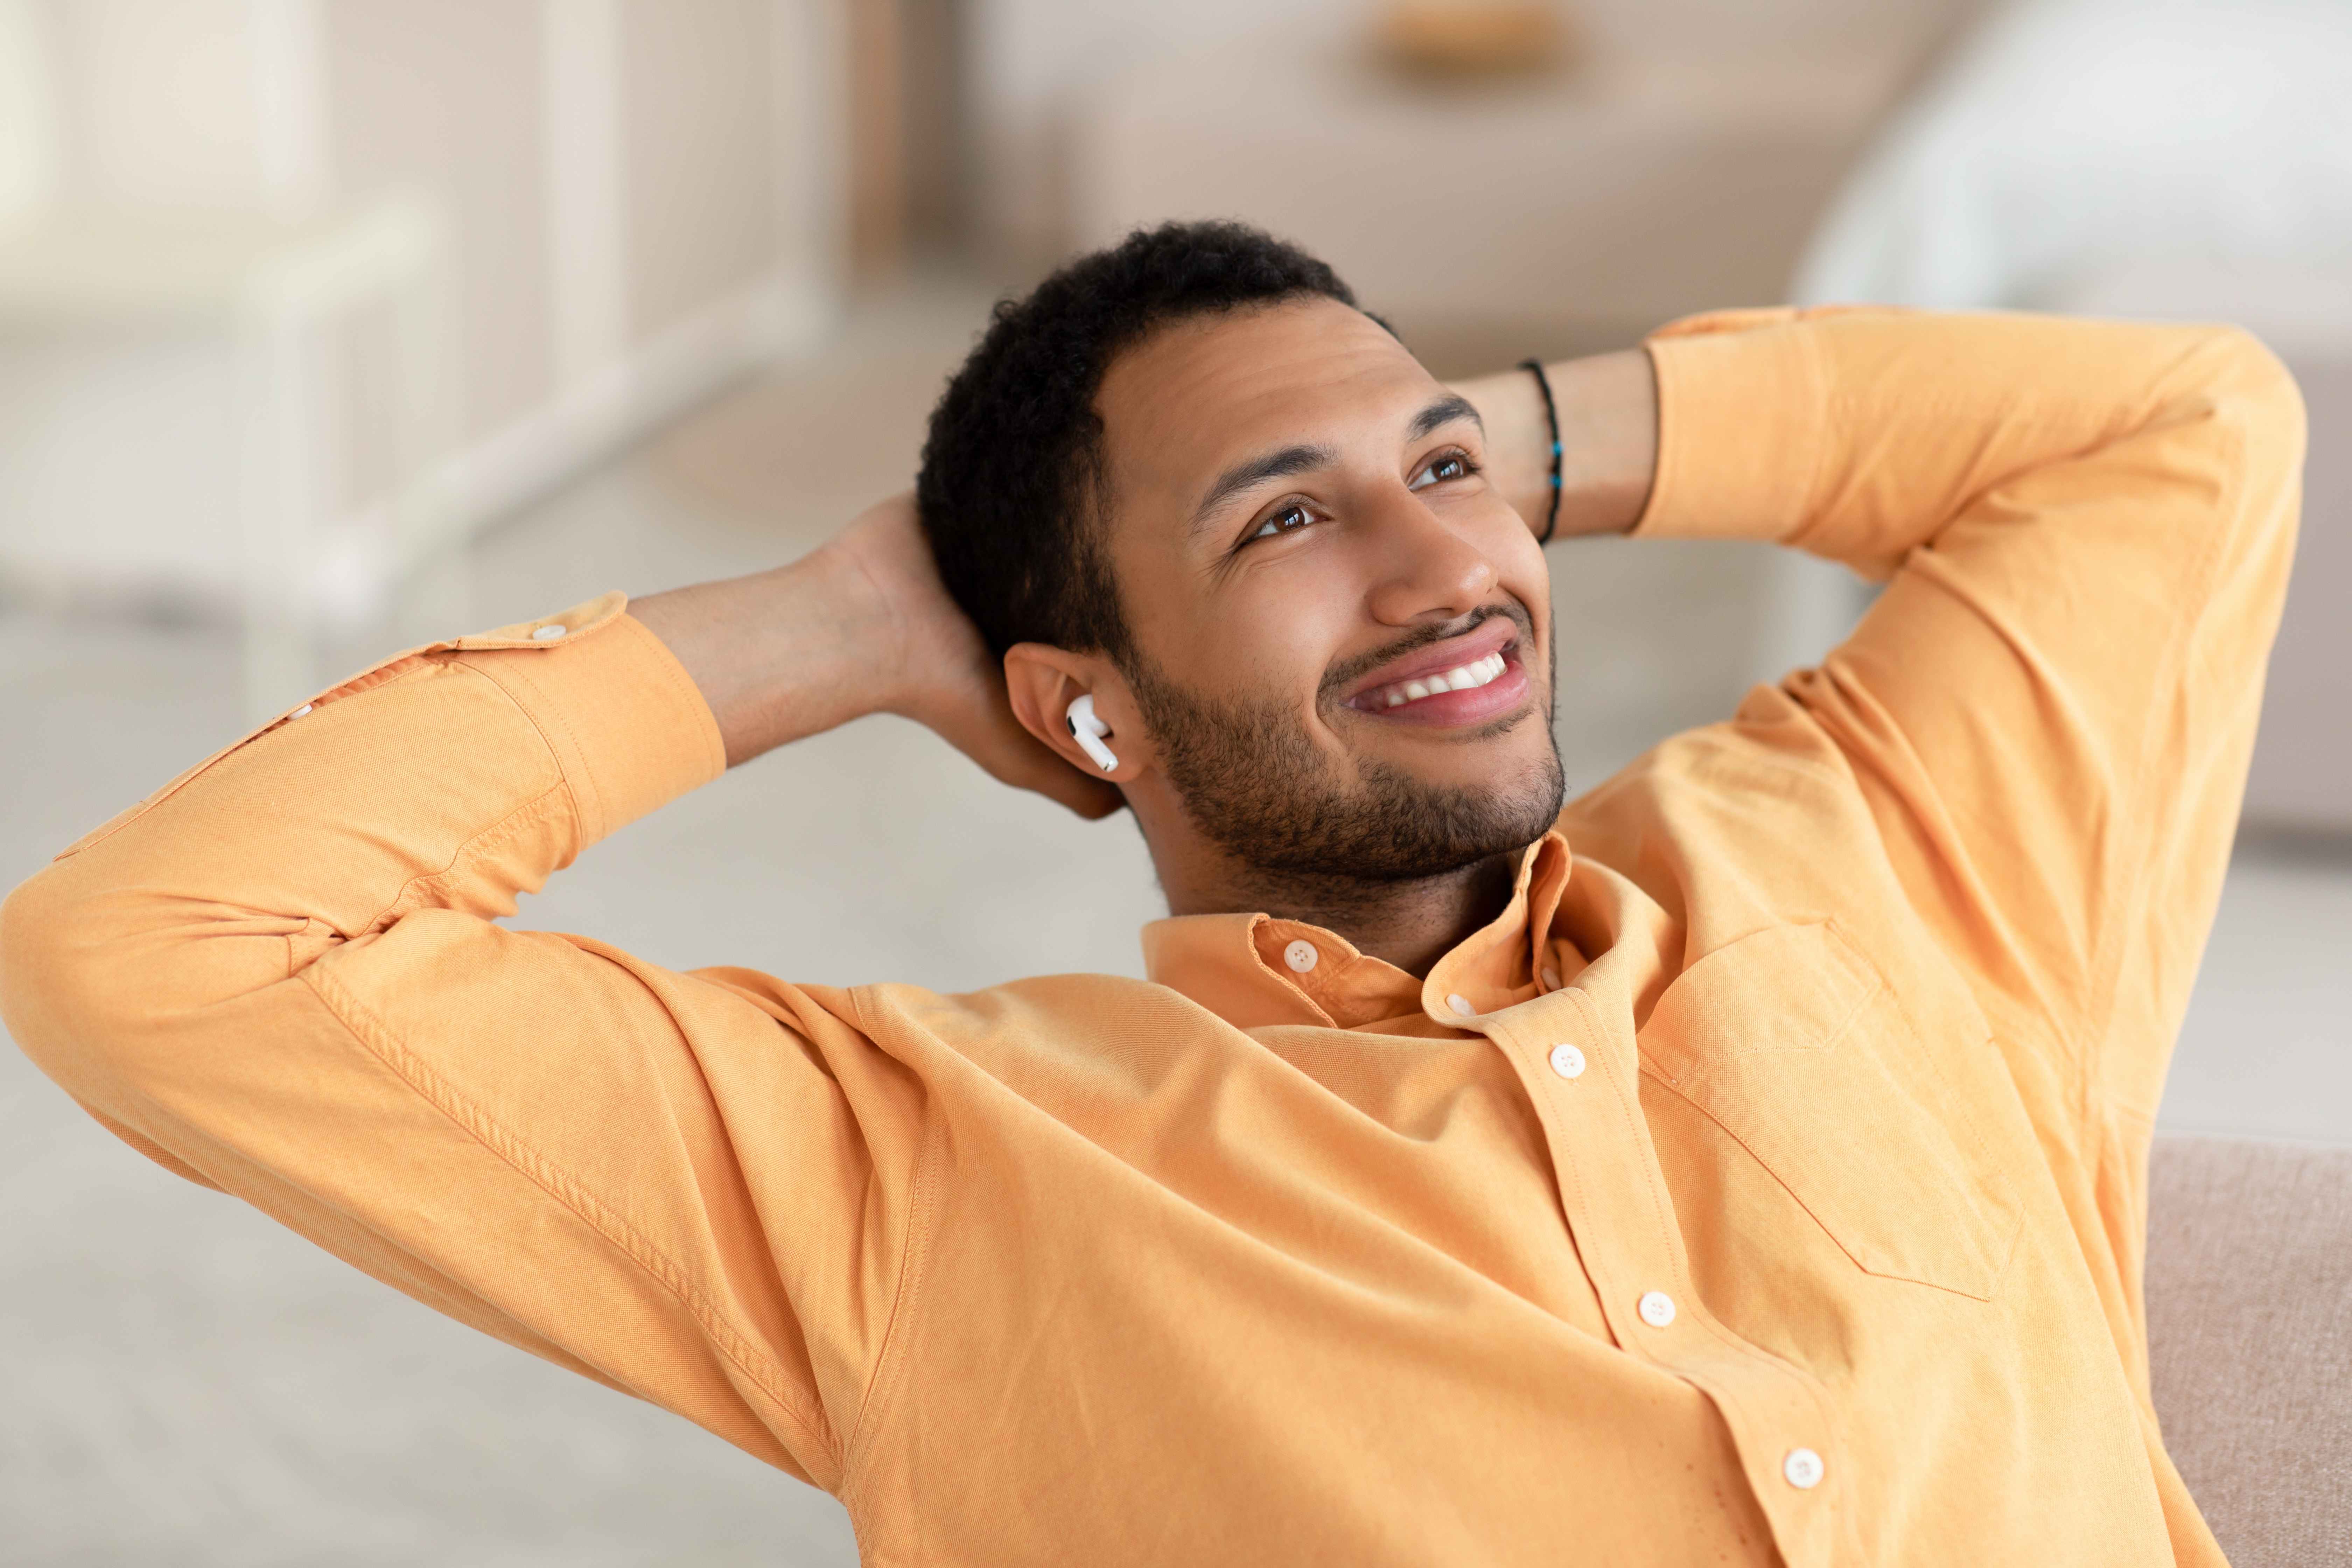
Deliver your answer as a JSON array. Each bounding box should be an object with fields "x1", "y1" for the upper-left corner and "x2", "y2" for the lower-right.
[
  {"x1": 915, "y1": 670, "x2": 1125, "y2": 818},
  {"x1": 848, "y1": 498, "x2": 1128, "y2": 820},
  {"x1": 944, "y1": 708, "x2": 1126, "y2": 819},
  {"x1": 1007, "y1": 749, "x2": 1128, "y2": 821}
]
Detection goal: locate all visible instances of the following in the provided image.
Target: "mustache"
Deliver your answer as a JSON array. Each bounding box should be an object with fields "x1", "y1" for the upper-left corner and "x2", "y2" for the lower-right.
[{"x1": 1316, "y1": 601, "x2": 1538, "y2": 701}]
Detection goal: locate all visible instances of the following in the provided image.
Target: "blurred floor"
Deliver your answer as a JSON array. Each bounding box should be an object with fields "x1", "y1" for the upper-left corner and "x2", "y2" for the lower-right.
[{"x1": 3, "y1": 275, "x2": 2349, "y2": 1565}]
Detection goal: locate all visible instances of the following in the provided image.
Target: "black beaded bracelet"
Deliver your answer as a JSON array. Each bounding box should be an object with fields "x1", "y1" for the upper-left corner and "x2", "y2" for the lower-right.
[{"x1": 1516, "y1": 357, "x2": 1564, "y2": 544}]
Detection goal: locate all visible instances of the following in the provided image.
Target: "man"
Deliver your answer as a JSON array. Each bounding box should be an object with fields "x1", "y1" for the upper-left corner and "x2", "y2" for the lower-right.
[{"x1": 0, "y1": 222, "x2": 2302, "y2": 1564}]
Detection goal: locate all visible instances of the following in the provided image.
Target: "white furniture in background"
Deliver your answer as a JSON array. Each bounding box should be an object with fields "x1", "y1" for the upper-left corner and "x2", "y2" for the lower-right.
[
  {"x1": 0, "y1": 0, "x2": 457, "y2": 716},
  {"x1": 0, "y1": 0, "x2": 845, "y2": 719},
  {"x1": 1795, "y1": 0, "x2": 2352, "y2": 832},
  {"x1": 0, "y1": 195, "x2": 456, "y2": 719}
]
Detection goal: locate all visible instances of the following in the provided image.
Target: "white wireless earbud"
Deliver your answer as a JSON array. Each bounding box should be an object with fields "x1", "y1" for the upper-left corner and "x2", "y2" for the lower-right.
[{"x1": 1065, "y1": 692, "x2": 1119, "y2": 772}]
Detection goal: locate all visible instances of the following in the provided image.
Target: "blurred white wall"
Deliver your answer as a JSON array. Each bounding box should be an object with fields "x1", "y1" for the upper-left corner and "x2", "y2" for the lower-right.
[
  {"x1": 0, "y1": 0, "x2": 846, "y2": 649},
  {"x1": 971, "y1": 0, "x2": 1973, "y2": 266},
  {"x1": 968, "y1": 0, "x2": 1356, "y2": 261}
]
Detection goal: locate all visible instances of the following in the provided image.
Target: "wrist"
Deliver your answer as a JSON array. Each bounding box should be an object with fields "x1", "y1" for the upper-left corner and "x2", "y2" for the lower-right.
[
  {"x1": 1452, "y1": 368, "x2": 1555, "y2": 526},
  {"x1": 1544, "y1": 348, "x2": 1659, "y2": 539},
  {"x1": 633, "y1": 545, "x2": 892, "y2": 767},
  {"x1": 1456, "y1": 349, "x2": 1658, "y2": 542}
]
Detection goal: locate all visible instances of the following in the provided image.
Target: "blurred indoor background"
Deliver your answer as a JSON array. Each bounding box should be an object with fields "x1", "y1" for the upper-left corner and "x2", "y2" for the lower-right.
[{"x1": 1, "y1": 0, "x2": 2345, "y2": 1562}]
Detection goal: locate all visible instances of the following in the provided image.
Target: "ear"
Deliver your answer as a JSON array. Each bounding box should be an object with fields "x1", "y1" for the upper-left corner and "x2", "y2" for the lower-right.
[{"x1": 1004, "y1": 643, "x2": 1150, "y2": 784}]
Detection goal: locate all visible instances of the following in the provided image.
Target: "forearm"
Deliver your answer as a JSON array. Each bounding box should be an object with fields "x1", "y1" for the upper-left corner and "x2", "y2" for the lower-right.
[
  {"x1": 631, "y1": 542, "x2": 888, "y2": 769},
  {"x1": 1451, "y1": 348, "x2": 1659, "y2": 541},
  {"x1": 632, "y1": 495, "x2": 1121, "y2": 816}
]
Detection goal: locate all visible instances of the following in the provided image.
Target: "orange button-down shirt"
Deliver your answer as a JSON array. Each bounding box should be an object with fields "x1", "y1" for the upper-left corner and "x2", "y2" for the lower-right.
[{"x1": 1, "y1": 310, "x2": 2303, "y2": 1565}]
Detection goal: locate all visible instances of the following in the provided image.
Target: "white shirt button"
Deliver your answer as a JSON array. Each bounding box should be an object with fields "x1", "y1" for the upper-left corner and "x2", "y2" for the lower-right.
[
  {"x1": 1445, "y1": 994, "x2": 1475, "y2": 1017},
  {"x1": 1548, "y1": 1042, "x2": 1586, "y2": 1079},
  {"x1": 532, "y1": 623, "x2": 567, "y2": 640},
  {"x1": 289, "y1": 703, "x2": 313, "y2": 718},
  {"x1": 1637, "y1": 1290, "x2": 1677, "y2": 1328},
  {"x1": 1282, "y1": 939, "x2": 1318, "y2": 974},
  {"x1": 1541, "y1": 967, "x2": 1561, "y2": 989},
  {"x1": 1783, "y1": 1447, "x2": 1825, "y2": 1489}
]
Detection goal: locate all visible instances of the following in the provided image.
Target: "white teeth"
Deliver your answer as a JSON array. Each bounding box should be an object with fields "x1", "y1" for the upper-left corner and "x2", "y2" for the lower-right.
[{"x1": 1366, "y1": 649, "x2": 1512, "y2": 710}]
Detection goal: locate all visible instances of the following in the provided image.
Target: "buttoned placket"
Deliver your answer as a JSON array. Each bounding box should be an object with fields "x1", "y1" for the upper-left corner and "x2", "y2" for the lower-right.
[
  {"x1": 1440, "y1": 979, "x2": 1850, "y2": 1568},
  {"x1": 1236, "y1": 892, "x2": 1850, "y2": 1567}
]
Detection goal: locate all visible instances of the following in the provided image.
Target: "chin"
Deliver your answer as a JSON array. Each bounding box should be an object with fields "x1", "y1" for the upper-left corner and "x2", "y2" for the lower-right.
[
  {"x1": 1321, "y1": 735, "x2": 1567, "y2": 882},
  {"x1": 1376, "y1": 716, "x2": 1556, "y2": 791}
]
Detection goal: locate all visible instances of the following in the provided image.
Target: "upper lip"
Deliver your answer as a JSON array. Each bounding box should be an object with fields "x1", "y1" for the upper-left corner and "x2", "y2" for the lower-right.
[{"x1": 1339, "y1": 616, "x2": 1520, "y2": 708}]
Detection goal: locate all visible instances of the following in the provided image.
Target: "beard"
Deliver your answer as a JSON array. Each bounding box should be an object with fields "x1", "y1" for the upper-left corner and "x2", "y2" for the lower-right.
[{"x1": 1121, "y1": 627, "x2": 1565, "y2": 889}]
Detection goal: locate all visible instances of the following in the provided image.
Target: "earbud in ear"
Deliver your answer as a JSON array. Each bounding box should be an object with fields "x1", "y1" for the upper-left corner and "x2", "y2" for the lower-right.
[{"x1": 1065, "y1": 693, "x2": 1119, "y2": 772}]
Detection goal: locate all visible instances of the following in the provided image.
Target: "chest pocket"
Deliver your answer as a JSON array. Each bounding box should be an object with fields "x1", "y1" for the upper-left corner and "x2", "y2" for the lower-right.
[{"x1": 1636, "y1": 920, "x2": 2021, "y2": 1301}]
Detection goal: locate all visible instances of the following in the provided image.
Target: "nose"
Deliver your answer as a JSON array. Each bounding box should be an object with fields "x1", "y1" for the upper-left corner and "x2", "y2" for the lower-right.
[{"x1": 1362, "y1": 484, "x2": 1498, "y2": 628}]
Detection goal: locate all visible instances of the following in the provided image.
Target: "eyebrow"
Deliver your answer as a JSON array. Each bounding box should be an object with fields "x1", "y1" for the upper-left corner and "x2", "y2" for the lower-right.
[
  {"x1": 1409, "y1": 392, "x2": 1484, "y2": 442},
  {"x1": 1189, "y1": 443, "x2": 1335, "y2": 536},
  {"x1": 1186, "y1": 394, "x2": 1487, "y2": 537}
]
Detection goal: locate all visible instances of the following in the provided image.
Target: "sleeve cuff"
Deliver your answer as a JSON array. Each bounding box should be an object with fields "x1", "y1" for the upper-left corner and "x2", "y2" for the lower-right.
[
  {"x1": 454, "y1": 593, "x2": 728, "y2": 848},
  {"x1": 1630, "y1": 307, "x2": 1832, "y2": 547}
]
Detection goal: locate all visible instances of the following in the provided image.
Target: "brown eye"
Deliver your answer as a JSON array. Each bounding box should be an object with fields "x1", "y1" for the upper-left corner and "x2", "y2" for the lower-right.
[
  {"x1": 1250, "y1": 502, "x2": 1315, "y2": 540},
  {"x1": 1412, "y1": 451, "x2": 1473, "y2": 490}
]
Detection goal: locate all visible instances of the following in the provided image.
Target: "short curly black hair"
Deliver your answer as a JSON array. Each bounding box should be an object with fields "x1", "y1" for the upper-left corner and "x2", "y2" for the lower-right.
[{"x1": 916, "y1": 220, "x2": 1362, "y2": 662}]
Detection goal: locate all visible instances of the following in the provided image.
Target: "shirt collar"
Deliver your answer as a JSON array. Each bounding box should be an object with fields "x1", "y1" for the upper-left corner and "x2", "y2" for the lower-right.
[{"x1": 1139, "y1": 831, "x2": 1580, "y2": 1031}]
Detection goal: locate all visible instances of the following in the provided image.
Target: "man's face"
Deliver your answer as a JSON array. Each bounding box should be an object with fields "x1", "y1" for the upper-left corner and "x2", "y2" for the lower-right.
[{"x1": 1096, "y1": 296, "x2": 1563, "y2": 883}]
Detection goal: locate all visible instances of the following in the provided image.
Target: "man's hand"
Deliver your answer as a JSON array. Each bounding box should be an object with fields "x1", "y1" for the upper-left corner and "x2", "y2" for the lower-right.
[
  {"x1": 632, "y1": 494, "x2": 1124, "y2": 818},
  {"x1": 834, "y1": 495, "x2": 1125, "y2": 817}
]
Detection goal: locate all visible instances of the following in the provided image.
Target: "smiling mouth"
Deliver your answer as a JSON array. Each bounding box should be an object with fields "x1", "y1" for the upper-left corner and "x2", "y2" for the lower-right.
[
  {"x1": 1337, "y1": 617, "x2": 1534, "y2": 730},
  {"x1": 1358, "y1": 649, "x2": 1511, "y2": 709}
]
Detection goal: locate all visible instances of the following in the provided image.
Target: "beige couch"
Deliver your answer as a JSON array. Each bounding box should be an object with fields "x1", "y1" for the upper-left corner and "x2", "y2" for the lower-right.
[{"x1": 2148, "y1": 1134, "x2": 2352, "y2": 1565}]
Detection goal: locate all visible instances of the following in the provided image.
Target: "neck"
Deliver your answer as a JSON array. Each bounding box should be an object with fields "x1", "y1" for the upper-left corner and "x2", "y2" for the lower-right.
[{"x1": 1159, "y1": 847, "x2": 1522, "y2": 979}]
